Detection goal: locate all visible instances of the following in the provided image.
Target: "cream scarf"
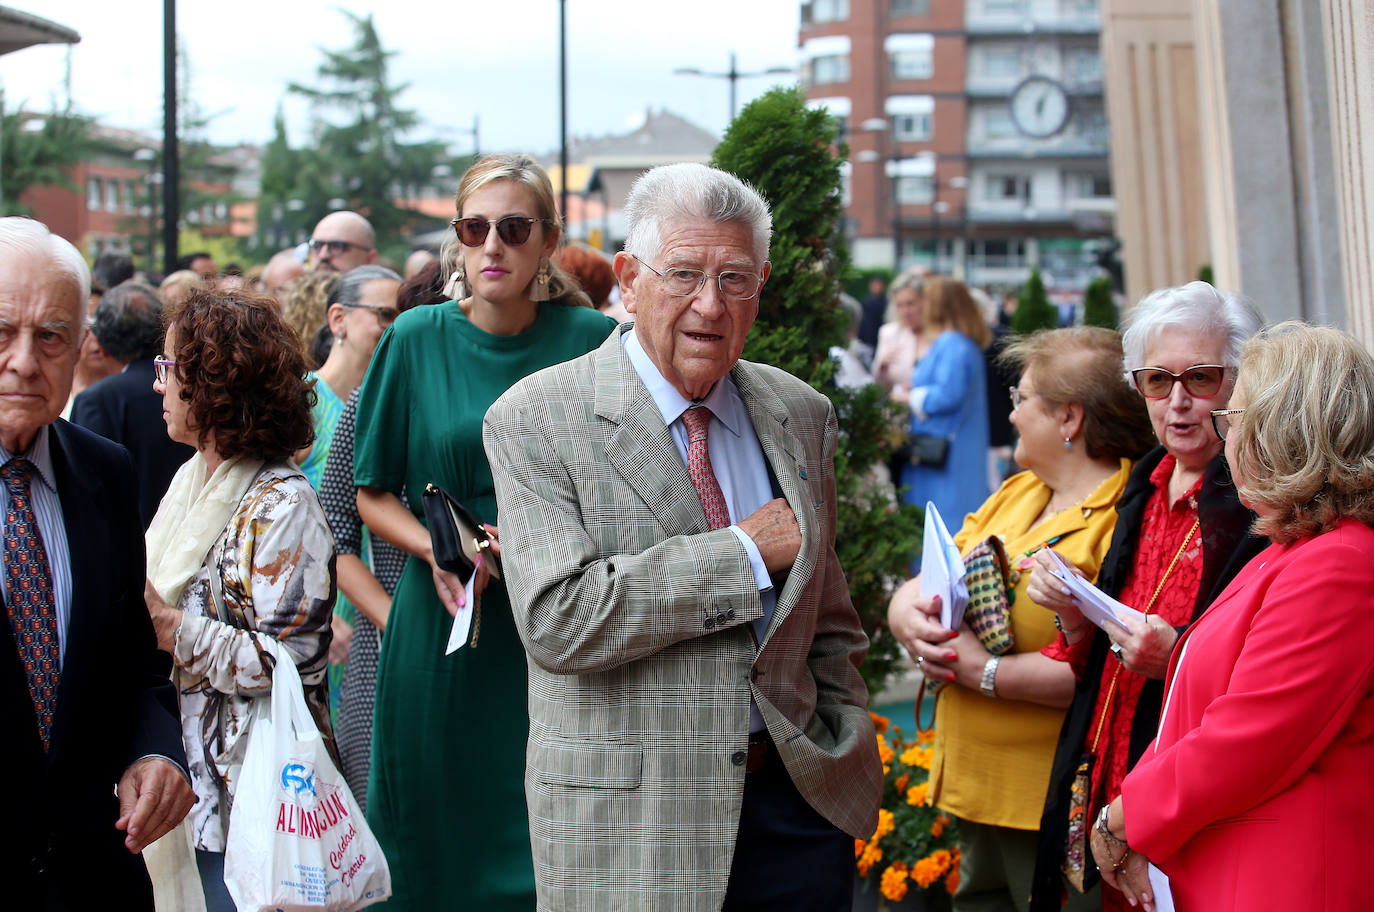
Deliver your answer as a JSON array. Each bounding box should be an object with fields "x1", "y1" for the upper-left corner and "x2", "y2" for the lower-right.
[
  {"x1": 146, "y1": 451, "x2": 266, "y2": 610},
  {"x1": 142, "y1": 449, "x2": 264, "y2": 912}
]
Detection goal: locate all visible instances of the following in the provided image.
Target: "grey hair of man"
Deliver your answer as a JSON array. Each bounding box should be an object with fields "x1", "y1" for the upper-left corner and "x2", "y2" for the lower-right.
[
  {"x1": 90, "y1": 281, "x2": 164, "y2": 362},
  {"x1": 0, "y1": 217, "x2": 91, "y2": 307},
  {"x1": 622, "y1": 163, "x2": 773, "y2": 266},
  {"x1": 328, "y1": 264, "x2": 403, "y2": 309},
  {"x1": 1121, "y1": 280, "x2": 1264, "y2": 378}
]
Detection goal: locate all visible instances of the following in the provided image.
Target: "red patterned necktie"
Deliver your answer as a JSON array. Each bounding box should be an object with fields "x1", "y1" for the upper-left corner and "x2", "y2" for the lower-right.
[
  {"x1": 2, "y1": 458, "x2": 60, "y2": 751},
  {"x1": 682, "y1": 406, "x2": 731, "y2": 531}
]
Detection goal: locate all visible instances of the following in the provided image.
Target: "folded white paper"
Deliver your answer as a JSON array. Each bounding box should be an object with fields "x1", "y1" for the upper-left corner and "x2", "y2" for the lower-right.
[
  {"x1": 1147, "y1": 863, "x2": 1175, "y2": 912},
  {"x1": 920, "y1": 502, "x2": 968, "y2": 630},
  {"x1": 445, "y1": 572, "x2": 478, "y2": 654},
  {"x1": 1044, "y1": 549, "x2": 1145, "y2": 632}
]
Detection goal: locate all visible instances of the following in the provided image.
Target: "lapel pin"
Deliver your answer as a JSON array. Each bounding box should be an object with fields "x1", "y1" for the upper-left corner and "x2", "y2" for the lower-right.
[{"x1": 798, "y1": 467, "x2": 808, "y2": 480}]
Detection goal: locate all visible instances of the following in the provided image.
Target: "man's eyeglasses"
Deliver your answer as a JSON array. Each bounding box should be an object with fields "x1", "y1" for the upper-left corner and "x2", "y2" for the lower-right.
[
  {"x1": 450, "y1": 216, "x2": 549, "y2": 248},
  {"x1": 1210, "y1": 408, "x2": 1245, "y2": 441},
  {"x1": 308, "y1": 238, "x2": 373, "y2": 256},
  {"x1": 632, "y1": 255, "x2": 763, "y2": 301},
  {"x1": 1130, "y1": 365, "x2": 1226, "y2": 400},
  {"x1": 153, "y1": 357, "x2": 177, "y2": 384},
  {"x1": 346, "y1": 302, "x2": 399, "y2": 326}
]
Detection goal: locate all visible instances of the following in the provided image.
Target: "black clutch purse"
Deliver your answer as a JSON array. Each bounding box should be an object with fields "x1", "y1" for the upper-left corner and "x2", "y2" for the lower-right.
[
  {"x1": 422, "y1": 483, "x2": 501, "y2": 583},
  {"x1": 908, "y1": 433, "x2": 951, "y2": 468}
]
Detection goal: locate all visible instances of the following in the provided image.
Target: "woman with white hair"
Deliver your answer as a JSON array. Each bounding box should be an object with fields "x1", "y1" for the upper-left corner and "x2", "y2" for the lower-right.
[
  {"x1": 1027, "y1": 282, "x2": 1267, "y2": 912},
  {"x1": 1093, "y1": 323, "x2": 1374, "y2": 911}
]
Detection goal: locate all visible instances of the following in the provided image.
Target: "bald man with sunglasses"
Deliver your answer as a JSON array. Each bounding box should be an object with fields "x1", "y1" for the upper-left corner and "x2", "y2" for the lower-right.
[{"x1": 308, "y1": 211, "x2": 379, "y2": 274}]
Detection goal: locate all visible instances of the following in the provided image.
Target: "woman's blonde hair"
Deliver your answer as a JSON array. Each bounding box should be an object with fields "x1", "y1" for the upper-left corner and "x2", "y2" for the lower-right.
[
  {"x1": 438, "y1": 153, "x2": 592, "y2": 309},
  {"x1": 923, "y1": 277, "x2": 991, "y2": 349},
  {"x1": 278, "y1": 272, "x2": 338, "y2": 368},
  {"x1": 1230, "y1": 321, "x2": 1374, "y2": 544}
]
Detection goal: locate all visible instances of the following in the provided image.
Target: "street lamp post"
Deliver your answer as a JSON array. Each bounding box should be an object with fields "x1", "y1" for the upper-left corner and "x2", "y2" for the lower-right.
[{"x1": 674, "y1": 53, "x2": 793, "y2": 123}]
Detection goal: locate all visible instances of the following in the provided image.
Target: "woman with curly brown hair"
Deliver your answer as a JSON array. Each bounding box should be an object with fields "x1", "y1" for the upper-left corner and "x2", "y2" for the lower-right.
[{"x1": 142, "y1": 287, "x2": 337, "y2": 912}]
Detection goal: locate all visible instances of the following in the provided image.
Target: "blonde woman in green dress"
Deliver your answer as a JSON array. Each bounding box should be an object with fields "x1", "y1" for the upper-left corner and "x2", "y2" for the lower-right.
[{"x1": 354, "y1": 154, "x2": 615, "y2": 910}]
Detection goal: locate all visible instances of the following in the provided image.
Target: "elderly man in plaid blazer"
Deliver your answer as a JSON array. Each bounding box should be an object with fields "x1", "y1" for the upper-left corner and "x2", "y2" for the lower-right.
[{"x1": 484, "y1": 163, "x2": 882, "y2": 911}]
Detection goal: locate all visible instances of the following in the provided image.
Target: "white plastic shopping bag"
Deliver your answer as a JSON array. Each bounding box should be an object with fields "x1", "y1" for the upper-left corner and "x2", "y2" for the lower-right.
[{"x1": 225, "y1": 636, "x2": 391, "y2": 911}]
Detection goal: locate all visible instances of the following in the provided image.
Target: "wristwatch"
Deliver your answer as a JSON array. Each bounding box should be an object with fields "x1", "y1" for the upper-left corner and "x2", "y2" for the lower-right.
[{"x1": 980, "y1": 656, "x2": 1000, "y2": 697}]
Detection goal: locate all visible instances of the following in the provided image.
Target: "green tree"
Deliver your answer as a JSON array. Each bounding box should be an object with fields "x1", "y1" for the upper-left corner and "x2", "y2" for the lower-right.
[
  {"x1": 1, "y1": 107, "x2": 93, "y2": 216},
  {"x1": 288, "y1": 10, "x2": 453, "y2": 259},
  {"x1": 1197, "y1": 263, "x2": 1215, "y2": 285},
  {"x1": 1081, "y1": 275, "x2": 1117, "y2": 329},
  {"x1": 1011, "y1": 267, "x2": 1056, "y2": 334},
  {"x1": 712, "y1": 86, "x2": 923, "y2": 699}
]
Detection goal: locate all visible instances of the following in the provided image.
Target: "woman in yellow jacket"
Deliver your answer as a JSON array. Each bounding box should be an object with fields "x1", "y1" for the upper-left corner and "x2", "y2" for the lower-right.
[{"x1": 889, "y1": 327, "x2": 1157, "y2": 912}]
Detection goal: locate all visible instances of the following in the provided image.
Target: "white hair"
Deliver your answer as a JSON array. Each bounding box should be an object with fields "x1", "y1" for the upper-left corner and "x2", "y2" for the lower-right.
[
  {"x1": 1121, "y1": 280, "x2": 1264, "y2": 374},
  {"x1": 622, "y1": 163, "x2": 772, "y2": 265},
  {"x1": 0, "y1": 217, "x2": 91, "y2": 305}
]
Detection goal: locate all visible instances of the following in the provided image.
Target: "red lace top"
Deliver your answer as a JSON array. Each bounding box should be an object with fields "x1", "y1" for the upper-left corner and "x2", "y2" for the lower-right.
[{"x1": 1043, "y1": 453, "x2": 1204, "y2": 810}]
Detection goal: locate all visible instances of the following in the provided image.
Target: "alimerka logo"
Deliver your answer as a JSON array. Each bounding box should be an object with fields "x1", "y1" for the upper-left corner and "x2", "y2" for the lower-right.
[{"x1": 275, "y1": 760, "x2": 349, "y2": 839}]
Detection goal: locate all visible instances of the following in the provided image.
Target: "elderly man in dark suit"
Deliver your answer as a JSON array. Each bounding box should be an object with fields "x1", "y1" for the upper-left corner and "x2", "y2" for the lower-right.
[
  {"x1": 485, "y1": 163, "x2": 882, "y2": 911},
  {"x1": 0, "y1": 218, "x2": 193, "y2": 910},
  {"x1": 71, "y1": 281, "x2": 194, "y2": 528}
]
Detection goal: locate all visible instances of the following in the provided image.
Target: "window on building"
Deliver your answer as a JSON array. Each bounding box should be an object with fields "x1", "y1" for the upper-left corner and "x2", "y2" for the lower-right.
[
  {"x1": 1065, "y1": 47, "x2": 1103, "y2": 84},
  {"x1": 980, "y1": 47, "x2": 1021, "y2": 80},
  {"x1": 105, "y1": 180, "x2": 120, "y2": 212},
  {"x1": 124, "y1": 180, "x2": 138, "y2": 212},
  {"x1": 986, "y1": 173, "x2": 1031, "y2": 202},
  {"x1": 891, "y1": 0, "x2": 931, "y2": 15},
  {"x1": 980, "y1": 0, "x2": 1024, "y2": 14},
  {"x1": 896, "y1": 175, "x2": 935, "y2": 205},
  {"x1": 807, "y1": 54, "x2": 850, "y2": 85},
  {"x1": 983, "y1": 108, "x2": 1017, "y2": 139},
  {"x1": 890, "y1": 48, "x2": 933, "y2": 80},
  {"x1": 971, "y1": 238, "x2": 1029, "y2": 268},
  {"x1": 215, "y1": 202, "x2": 229, "y2": 221},
  {"x1": 87, "y1": 176, "x2": 102, "y2": 210},
  {"x1": 1068, "y1": 172, "x2": 1112, "y2": 198},
  {"x1": 809, "y1": 0, "x2": 849, "y2": 22},
  {"x1": 893, "y1": 112, "x2": 933, "y2": 142}
]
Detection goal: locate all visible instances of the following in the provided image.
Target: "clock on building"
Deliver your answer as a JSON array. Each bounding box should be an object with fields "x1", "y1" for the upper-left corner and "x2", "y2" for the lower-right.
[{"x1": 1009, "y1": 75, "x2": 1070, "y2": 139}]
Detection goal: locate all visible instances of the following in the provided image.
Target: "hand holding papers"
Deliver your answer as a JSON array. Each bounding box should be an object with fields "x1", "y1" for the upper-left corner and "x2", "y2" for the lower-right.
[
  {"x1": 445, "y1": 572, "x2": 478, "y2": 655},
  {"x1": 1043, "y1": 549, "x2": 1145, "y2": 632},
  {"x1": 920, "y1": 502, "x2": 968, "y2": 630}
]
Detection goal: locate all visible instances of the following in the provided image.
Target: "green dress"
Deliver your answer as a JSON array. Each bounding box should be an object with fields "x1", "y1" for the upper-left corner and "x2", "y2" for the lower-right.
[{"x1": 354, "y1": 299, "x2": 615, "y2": 911}]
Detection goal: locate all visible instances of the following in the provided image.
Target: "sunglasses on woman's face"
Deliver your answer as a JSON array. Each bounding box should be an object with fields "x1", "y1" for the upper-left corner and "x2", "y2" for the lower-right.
[
  {"x1": 450, "y1": 216, "x2": 547, "y2": 248},
  {"x1": 1130, "y1": 365, "x2": 1226, "y2": 400}
]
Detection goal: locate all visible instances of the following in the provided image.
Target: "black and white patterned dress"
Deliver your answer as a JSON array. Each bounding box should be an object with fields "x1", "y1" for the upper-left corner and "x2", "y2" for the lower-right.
[{"x1": 319, "y1": 389, "x2": 408, "y2": 809}]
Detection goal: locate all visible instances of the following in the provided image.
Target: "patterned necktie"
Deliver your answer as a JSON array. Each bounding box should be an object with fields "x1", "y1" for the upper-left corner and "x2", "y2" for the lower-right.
[
  {"x1": 2, "y1": 458, "x2": 60, "y2": 751},
  {"x1": 682, "y1": 406, "x2": 731, "y2": 531}
]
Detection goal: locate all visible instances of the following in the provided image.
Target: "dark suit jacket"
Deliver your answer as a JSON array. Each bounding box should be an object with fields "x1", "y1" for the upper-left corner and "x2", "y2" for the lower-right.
[
  {"x1": 71, "y1": 358, "x2": 195, "y2": 529},
  {"x1": 0, "y1": 420, "x2": 186, "y2": 910}
]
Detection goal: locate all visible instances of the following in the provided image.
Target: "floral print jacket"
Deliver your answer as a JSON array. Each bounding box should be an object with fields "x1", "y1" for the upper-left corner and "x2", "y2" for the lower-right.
[{"x1": 171, "y1": 462, "x2": 336, "y2": 852}]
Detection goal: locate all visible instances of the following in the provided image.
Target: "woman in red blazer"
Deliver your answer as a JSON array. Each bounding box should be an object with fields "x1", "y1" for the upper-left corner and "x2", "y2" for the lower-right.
[{"x1": 1090, "y1": 322, "x2": 1374, "y2": 912}]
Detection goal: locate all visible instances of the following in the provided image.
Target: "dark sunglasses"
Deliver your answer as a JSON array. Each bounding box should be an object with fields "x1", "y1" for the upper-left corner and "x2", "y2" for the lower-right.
[
  {"x1": 308, "y1": 238, "x2": 373, "y2": 256},
  {"x1": 1130, "y1": 365, "x2": 1226, "y2": 400},
  {"x1": 450, "y1": 216, "x2": 549, "y2": 247}
]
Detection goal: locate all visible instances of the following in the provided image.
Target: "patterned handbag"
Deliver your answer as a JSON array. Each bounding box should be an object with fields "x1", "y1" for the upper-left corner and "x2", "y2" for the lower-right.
[{"x1": 962, "y1": 535, "x2": 1015, "y2": 656}]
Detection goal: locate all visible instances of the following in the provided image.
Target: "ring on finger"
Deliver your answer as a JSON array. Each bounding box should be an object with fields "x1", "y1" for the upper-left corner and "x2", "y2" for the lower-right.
[
  {"x1": 916, "y1": 655, "x2": 925, "y2": 666},
  {"x1": 1110, "y1": 642, "x2": 1123, "y2": 658}
]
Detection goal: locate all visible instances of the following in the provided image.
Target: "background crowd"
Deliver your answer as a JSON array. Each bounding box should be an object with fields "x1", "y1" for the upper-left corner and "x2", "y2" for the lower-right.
[{"x1": 11, "y1": 148, "x2": 1374, "y2": 912}]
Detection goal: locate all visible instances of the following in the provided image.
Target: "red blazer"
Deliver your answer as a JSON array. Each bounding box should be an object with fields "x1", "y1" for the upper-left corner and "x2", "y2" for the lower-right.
[{"x1": 1121, "y1": 518, "x2": 1374, "y2": 911}]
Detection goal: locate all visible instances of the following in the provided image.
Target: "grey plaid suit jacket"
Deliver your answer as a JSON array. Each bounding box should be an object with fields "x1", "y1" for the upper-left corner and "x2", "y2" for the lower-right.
[{"x1": 483, "y1": 326, "x2": 883, "y2": 911}]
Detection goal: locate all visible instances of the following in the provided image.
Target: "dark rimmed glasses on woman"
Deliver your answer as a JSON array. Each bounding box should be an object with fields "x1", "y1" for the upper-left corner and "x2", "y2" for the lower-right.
[
  {"x1": 1130, "y1": 365, "x2": 1226, "y2": 400},
  {"x1": 450, "y1": 216, "x2": 549, "y2": 248},
  {"x1": 632, "y1": 255, "x2": 763, "y2": 301},
  {"x1": 1210, "y1": 408, "x2": 1245, "y2": 441},
  {"x1": 153, "y1": 357, "x2": 177, "y2": 383}
]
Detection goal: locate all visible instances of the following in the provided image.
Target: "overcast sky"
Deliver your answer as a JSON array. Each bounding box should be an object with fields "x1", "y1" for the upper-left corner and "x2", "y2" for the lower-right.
[{"x1": 4, "y1": 1, "x2": 803, "y2": 156}]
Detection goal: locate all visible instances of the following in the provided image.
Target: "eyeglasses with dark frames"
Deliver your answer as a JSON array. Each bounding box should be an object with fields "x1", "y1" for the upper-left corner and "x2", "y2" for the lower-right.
[
  {"x1": 1131, "y1": 365, "x2": 1226, "y2": 400},
  {"x1": 1209, "y1": 407, "x2": 1245, "y2": 441},
  {"x1": 153, "y1": 357, "x2": 177, "y2": 384},
  {"x1": 450, "y1": 216, "x2": 550, "y2": 248},
  {"x1": 345, "y1": 302, "x2": 399, "y2": 325},
  {"x1": 632, "y1": 255, "x2": 763, "y2": 301},
  {"x1": 308, "y1": 238, "x2": 374, "y2": 256}
]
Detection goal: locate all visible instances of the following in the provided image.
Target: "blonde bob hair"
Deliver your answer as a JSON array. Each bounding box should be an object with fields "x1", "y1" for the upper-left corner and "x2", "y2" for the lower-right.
[
  {"x1": 923, "y1": 277, "x2": 991, "y2": 350},
  {"x1": 1229, "y1": 321, "x2": 1374, "y2": 544},
  {"x1": 439, "y1": 153, "x2": 592, "y2": 309}
]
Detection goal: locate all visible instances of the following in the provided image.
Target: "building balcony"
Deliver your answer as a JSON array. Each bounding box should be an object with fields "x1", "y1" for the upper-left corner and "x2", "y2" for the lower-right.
[
  {"x1": 965, "y1": 75, "x2": 1103, "y2": 98},
  {"x1": 965, "y1": 6, "x2": 1101, "y2": 36},
  {"x1": 966, "y1": 128, "x2": 1109, "y2": 159}
]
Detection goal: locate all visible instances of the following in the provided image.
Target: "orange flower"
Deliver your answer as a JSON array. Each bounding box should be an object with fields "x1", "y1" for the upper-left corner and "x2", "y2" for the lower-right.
[
  {"x1": 912, "y1": 856, "x2": 942, "y2": 888},
  {"x1": 931, "y1": 813, "x2": 950, "y2": 838},
  {"x1": 906, "y1": 782, "x2": 929, "y2": 806},
  {"x1": 869, "y1": 711, "x2": 890, "y2": 733},
  {"x1": 856, "y1": 841, "x2": 883, "y2": 877},
  {"x1": 877, "y1": 734, "x2": 896, "y2": 766},
  {"x1": 917, "y1": 728, "x2": 936, "y2": 746},
  {"x1": 880, "y1": 862, "x2": 910, "y2": 902},
  {"x1": 930, "y1": 849, "x2": 952, "y2": 875},
  {"x1": 899, "y1": 746, "x2": 922, "y2": 766},
  {"x1": 894, "y1": 773, "x2": 910, "y2": 793},
  {"x1": 945, "y1": 865, "x2": 960, "y2": 895},
  {"x1": 873, "y1": 808, "x2": 895, "y2": 841},
  {"x1": 854, "y1": 838, "x2": 866, "y2": 859}
]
